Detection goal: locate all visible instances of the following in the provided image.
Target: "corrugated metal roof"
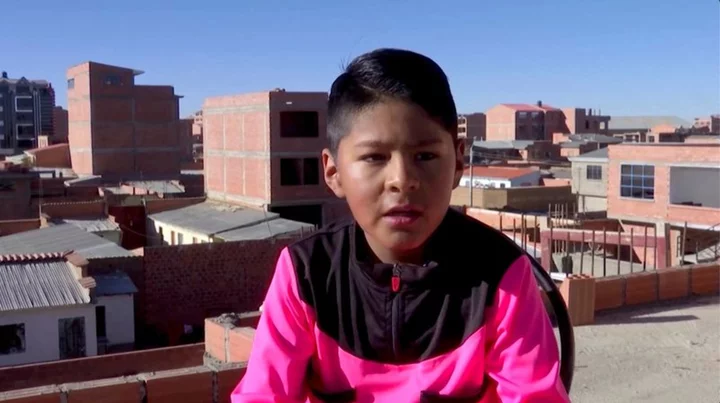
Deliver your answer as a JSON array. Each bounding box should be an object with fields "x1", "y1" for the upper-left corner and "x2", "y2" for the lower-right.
[
  {"x1": 51, "y1": 217, "x2": 120, "y2": 233},
  {"x1": 217, "y1": 218, "x2": 314, "y2": 241},
  {"x1": 472, "y1": 140, "x2": 536, "y2": 150},
  {"x1": 0, "y1": 224, "x2": 132, "y2": 259},
  {"x1": 567, "y1": 133, "x2": 622, "y2": 144},
  {"x1": 608, "y1": 116, "x2": 691, "y2": 131},
  {"x1": 0, "y1": 259, "x2": 90, "y2": 311},
  {"x1": 94, "y1": 273, "x2": 138, "y2": 296},
  {"x1": 149, "y1": 202, "x2": 279, "y2": 236}
]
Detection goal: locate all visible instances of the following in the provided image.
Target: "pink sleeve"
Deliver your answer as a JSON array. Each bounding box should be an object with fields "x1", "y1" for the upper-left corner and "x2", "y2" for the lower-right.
[
  {"x1": 231, "y1": 247, "x2": 314, "y2": 403},
  {"x1": 485, "y1": 255, "x2": 570, "y2": 403}
]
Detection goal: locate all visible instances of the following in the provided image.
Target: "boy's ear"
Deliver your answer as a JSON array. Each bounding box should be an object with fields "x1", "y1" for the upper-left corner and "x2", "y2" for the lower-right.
[
  {"x1": 322, "y1": 148, "x2": 345, "y2": 198},
  {"x1": 452, "y1": 139, "x2": 465, "y2": 189}
]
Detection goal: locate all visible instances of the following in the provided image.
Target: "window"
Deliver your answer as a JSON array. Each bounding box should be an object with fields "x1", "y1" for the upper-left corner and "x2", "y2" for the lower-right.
[
  {"x1": 104, "y1": 75, "x2": 122, "y2": 86},
  {"x1": 530, "y1": 112, "x2": 541, "y2": 118},
  {"x1": 648, "y1": 135, "x2": 655, "y2": 143},
  {"x1": 586, "y1": 165, "x2": 602, "y2": 180},
  {"x1": 303, "y1": 158, "x2": 320, "y2": 185},
  {"x1": 280, "y1": 158, "x2": 320, "y2": 186},
  {"x1": 177, "y1": 233, "x2": 184, "y2": 245},
  {"x1": 458, "y1": 126, "x2": 466, "y2": 134},
  {"x1": 16, "y1": 125, "x2": 35, "y2": 138},
  {"x1": 0, "y1": 180, "x2": 15, "y2": 191},
  {"x1": 518, "y1": 112, "x2": 528, "y2": 119},
  {"x1": 95, "y1": 306, "x2": 107, "y2": 338},
  {"x1": 279, "y1": 111, "x2": 319, "y2": 138},
  {"x1": 67, "y1": 79, "x2": 75, "y2": 89},
  {"x1": 15, "y1": 96, "x2": 33, "y2": 112},
  {"x1": 620, "y1": 164, "x2": 655, "y2": 200},
  {"x1": 585, "y1": 121, "x2": 590, "y2": 129},
  {"x1": 0, "y1": 323, "x2": 25, "y2": 355}
]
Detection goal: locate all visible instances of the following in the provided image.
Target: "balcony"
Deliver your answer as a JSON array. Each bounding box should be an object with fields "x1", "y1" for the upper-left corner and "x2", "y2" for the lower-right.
[{"x1": 669, "y1": 166, "x2": 720, "y2": 228}]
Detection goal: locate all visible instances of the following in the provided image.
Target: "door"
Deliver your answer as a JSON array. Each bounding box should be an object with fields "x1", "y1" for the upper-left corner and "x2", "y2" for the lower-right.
[{"x1": 58, "y1": 317, "x2": 86, "y2": 359}]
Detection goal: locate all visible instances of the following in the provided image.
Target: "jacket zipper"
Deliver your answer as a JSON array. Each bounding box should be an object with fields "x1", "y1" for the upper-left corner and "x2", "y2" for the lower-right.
[{"x1": 391, "y1": 264, "x2": 401, "y2": 358}]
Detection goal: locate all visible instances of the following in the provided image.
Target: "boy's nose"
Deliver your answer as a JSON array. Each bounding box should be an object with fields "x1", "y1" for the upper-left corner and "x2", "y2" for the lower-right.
[{"x1": 385, "y1": 157, "x2": 420, "y2": 193}]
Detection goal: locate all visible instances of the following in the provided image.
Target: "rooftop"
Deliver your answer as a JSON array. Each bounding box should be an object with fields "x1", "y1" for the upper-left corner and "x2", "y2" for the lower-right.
[
  {"x1": 569, "y1": 147, "x2": 609, "y2": 162},
  {"x1": 500, "y1": 103, "x2": 560, "y2": 112},
  {"x1": 50, "y1": 217, "x2": 120, "y2": 233},
  {"x1": 0, "y1": 224, "x2": 133, "y2": 259},
  {"x1": 149, "y1": 202, "x2": 314, "y2": 239},
  {"x1": 462, "y1": 166, "x2": 537, "y2": 179},
  {"x1": 472, "y1": 140, "x2": 537, "y2": 150},
  {"x1": 608, "y1": 116, "x2": 692, "y2": 131},
  {"x1": 0, "y1": 252, "x2": 91, "y2": 312},
  {"x1": 94, "y1": 272, "x2": 138, "y2": 296}
]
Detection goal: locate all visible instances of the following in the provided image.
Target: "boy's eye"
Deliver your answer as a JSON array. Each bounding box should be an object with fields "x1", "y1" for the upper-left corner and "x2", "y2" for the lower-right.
[
  {"x1": 361, "y1": 153, "x2": 387, "y2": 163},
  {"x1": 416, "y1": 152, "x2": 438, "y2": 161}
]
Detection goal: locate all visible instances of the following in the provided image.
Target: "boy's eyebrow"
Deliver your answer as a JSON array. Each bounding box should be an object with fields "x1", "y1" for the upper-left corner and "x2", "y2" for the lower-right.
[{"x1": 354, "y1": 138, "x2": 444, "y2": 149}]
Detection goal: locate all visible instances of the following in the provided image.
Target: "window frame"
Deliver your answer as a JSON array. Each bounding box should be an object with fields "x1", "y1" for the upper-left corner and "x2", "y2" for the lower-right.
[
  {"x1": 620, "y1": 164, "x2": 655, "y2": 200},
  {"x1": 586, "y1": 165, "x2": 602, "y2": 181}
]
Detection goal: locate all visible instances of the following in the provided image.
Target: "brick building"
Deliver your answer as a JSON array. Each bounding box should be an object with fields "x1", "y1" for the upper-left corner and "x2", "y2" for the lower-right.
[
  {"x1": 52, "y1": 106, "x2": 69, "y2": 144},
  {"x1": 457, "y1": 113, "x2": 486, "y2": 140},
  {"x1": 568, "y1": 148, "x2": 609, "y2": 213},
  {"x1": 607, "y1": 143, "x2": 720, "y2": 229},
  {"x1": 0, "y1": 71, "x2": 56, "y2": 152},
  {"x1": 203, "y1": 89, "x2": 347, "y2": 226},
  {"x1": 66, "y1": 62, "x2": 184, "y2": 179},
  {"x1": 0, "y1": 162, "x2": 37, "y2": 221}
]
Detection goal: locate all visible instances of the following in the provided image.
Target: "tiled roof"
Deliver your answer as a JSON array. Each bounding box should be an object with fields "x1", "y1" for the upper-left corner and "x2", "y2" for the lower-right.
[
  {"x1": 0, "y1": 224, "x2": 132, "y2": 259},
  {"x1": 462, "y1": 166, "x2": 537, "y2": 179},
  {"x1": 0, "y1": 254, "x2": 91, "y2": 312}
]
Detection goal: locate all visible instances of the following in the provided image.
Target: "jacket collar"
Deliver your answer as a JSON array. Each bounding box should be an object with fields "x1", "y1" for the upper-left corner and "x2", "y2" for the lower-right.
[{"x1": 349, "y1": 209, "x2": 461, "y2": 288}]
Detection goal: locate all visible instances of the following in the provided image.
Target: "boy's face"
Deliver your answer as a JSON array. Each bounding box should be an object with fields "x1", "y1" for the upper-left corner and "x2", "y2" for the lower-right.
[{"x1": 322, "y1": 100, "x2": 464, "y2": 263}]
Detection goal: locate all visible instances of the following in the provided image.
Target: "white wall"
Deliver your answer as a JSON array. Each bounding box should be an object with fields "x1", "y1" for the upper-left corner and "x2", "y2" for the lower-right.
[
  {"x1": 670, "y1": 167, "x2": 720, "y2": 208},
  {"x1": 0, "y1": 305, "x2": 97, "y2": 367},
  {"x1": 96, "y1": 295, "x2": 135, "y2": 346},
  {"x1": 147, "y1": 219, "x2": 211, "y2": 246},
  {"x1": 460, "y1": 171, "x2": 541, "y2": 189}
]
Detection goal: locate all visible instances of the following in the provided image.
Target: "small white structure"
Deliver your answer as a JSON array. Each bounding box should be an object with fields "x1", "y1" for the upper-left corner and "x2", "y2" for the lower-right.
[
  {"x1": 459, "y1": 166, "x2": 541, "y2": 189},
  {"x1": 0, "y1": 253, "x2": 137, "y2": 366}
]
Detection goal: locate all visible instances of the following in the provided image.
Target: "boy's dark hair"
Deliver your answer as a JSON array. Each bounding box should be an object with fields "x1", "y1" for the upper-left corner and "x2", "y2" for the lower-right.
[{"x1": 327, "y1": 48, "x2": 458, "y2": 154}]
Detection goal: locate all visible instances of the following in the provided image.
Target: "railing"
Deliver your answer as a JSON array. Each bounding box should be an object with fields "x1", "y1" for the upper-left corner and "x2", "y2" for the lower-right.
[{"x1": 678, "y1": 222, "x2": 720, "y2": 265}]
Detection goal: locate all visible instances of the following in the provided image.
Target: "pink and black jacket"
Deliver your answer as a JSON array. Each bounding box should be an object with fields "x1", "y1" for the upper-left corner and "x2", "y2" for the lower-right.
[{"x1": 232, "y1": 209, "x2": 570, "y2": 402}]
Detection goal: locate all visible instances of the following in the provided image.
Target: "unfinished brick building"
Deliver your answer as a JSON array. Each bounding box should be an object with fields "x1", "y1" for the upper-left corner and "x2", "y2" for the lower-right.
[
  {"x1": 66, "y1": 62, "x2": 184, "y2": 180},
  {"x1": 203, "y1": 89, "x2": 348, "y2": 226}
]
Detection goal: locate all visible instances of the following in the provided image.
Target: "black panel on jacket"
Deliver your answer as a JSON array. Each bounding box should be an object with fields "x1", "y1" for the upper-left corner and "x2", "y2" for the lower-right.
[{"x1": 288, "y1": 208, "x2": 523, "y2": 365}]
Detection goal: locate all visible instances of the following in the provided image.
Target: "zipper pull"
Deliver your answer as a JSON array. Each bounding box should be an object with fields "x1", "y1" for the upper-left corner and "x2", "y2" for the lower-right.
[{"x1": 391, "y1": 265, "x2": 401, "y2": 292}]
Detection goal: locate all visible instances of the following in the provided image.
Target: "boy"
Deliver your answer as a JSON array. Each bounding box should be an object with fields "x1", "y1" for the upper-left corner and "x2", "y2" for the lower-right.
[{"x1": 232, "y1": 48, "x2": 570, "y2": 402}]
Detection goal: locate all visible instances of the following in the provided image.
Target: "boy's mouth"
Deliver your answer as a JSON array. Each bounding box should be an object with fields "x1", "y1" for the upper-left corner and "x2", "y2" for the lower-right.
[{"x1": 382, "y1": 205, "x2": 423, "y2": 227}]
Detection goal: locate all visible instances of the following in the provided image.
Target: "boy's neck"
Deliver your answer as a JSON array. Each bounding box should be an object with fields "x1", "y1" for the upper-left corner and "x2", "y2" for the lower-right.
[{"x1": 364, "y1": 233, "x2": 425, "y2": 266}]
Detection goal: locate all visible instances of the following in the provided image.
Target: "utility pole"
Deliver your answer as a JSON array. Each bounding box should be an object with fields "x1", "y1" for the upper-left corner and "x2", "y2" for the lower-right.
[{"x1": 469, "y1": 136, "x2": 475, "y2": 207}]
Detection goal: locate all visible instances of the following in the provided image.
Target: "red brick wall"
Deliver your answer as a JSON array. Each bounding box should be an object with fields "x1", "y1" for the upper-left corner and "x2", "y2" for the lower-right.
[
  {"x1": 29, "y1": 144, "x2": 71, "y2": 168},
  {"x1": 142, "y1": 238, "x2": 296, "y2": 342},
  {"x1": 0, "y1": 176, "x2": 34, "y2": 220},
  {"x1": 607, "y1": 143, "x2": 720, "y2": 227},
  {"x1": 0, "y1": 218, "x2": 41, "y2": 236},
  {"x1": 0, "y1": 343, "x2": 204, "y2": 392},
  {"x1": 41, "y1": 200, "x2": 106, "y2": 218},
  {"x1": 53, "y1": 107, "x2": 69, "y2": 144}
]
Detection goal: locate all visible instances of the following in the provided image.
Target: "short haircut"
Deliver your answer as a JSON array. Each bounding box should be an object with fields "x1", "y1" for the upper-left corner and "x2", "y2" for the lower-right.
[{"x1": 327, "y1": 48, "x2": 458, "y2": 154}]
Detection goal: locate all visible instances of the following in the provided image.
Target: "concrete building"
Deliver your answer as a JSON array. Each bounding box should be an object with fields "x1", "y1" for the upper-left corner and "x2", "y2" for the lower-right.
[
  {"x1": 470, "y1": 140, "x2": 562, "y2": 162},
  {"x1": 53, "y1": 106, "x2": 69, "y2": 144},
  {"x1": 66, "y1": 62, "x2": 184, "y2": 179},
  {"x1": 459, "y1": 166, "x2": 541, "y2": 188},
  {"x1": 147, "y1": 201, "x2": 315, "y2": 245},
  {"x1": 568, "y1": 148, "x2": 609, "y2": 213},
  {"x1": 457, "y1": 113, "x2": 486, "y2": 140},
  {"x1": 0, "y1": 71, "x2": 56, "y2": 152},
  {"x1": 203, "y1": 89, "x2": 347, "y2": 226},
  {"x1": 607, "y1": 143, "x2": 720, "y2": 229}
]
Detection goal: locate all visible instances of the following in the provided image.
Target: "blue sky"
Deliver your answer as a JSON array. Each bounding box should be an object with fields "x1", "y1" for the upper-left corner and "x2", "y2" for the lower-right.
[{"x1": 4, "y1": 0, "x2": 719, "y2": 119}]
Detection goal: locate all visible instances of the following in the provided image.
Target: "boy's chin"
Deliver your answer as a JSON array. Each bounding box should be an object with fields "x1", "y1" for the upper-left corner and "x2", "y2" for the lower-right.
[{"x1": 381, "y1": 233, "x2": 431, "y2": 256}]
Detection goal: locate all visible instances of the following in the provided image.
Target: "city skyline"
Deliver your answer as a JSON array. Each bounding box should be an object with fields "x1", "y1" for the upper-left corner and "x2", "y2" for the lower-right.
[{"x1": 2, "y1": 0, "x2": 718, "y2": 119}]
